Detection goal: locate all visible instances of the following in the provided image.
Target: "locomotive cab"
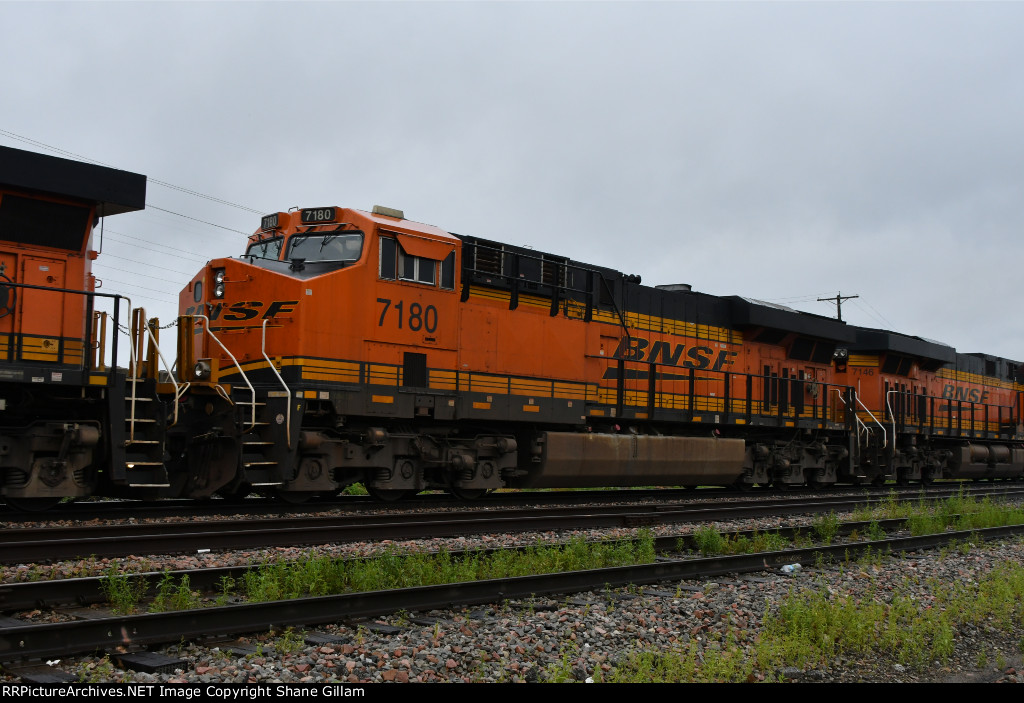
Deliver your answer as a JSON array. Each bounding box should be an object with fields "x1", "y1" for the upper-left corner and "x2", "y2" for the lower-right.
[{"x1": 179, "y1": 205, "x2": 465, "y2": 500}]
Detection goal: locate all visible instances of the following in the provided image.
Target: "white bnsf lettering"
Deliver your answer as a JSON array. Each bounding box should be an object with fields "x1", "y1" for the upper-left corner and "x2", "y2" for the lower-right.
[{"x1": 613, "y1": 336, "x2": 738, "y2": 372}]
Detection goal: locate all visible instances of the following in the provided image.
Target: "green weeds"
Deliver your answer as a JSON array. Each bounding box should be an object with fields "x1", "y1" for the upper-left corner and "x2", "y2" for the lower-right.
[
  {"x1": 598, "y1": 558, "x2": 1024, "y2": 682},
  {"x1": 149, "y1": 572, "x2": 201, "y2": 612},
  {"x1": 99, "y1": 568, "x2": 147, "y2": 615},
  {"x1": 241, "y1": 530, "x2": 656, "y2": 602},
  {"x1": 691, "y1": 527, "x2": 787, "y2": 556}
]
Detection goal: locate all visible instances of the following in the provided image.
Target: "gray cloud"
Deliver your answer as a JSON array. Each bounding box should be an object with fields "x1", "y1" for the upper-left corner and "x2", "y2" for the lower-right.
[{"x1": 3, "y1": 1, "x2": 1023, "y2": 357}]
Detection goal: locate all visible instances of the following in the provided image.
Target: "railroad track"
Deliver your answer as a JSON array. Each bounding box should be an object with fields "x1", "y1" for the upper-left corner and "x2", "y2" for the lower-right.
[
  {"x1": 3, "y1": 522, "x2": 1024, "y2": 664},
  {"x1": 4, "y1": 486, "x2": 1024, "y2": 564},
  {"x1": 3, "y1": 481, "x2": 1017, "y2": 523}
]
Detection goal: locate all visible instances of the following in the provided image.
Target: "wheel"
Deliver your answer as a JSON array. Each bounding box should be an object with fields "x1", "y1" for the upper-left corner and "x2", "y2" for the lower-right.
[
  {"x1": 365, "y1": 485, "x2": 414, "y2": 502},
  {"x1": 4, "y1": 496, "x2": 64, "y2": 512},
  {"x1": 733, "y1": 480, "x2": 753, "y2": 492}
]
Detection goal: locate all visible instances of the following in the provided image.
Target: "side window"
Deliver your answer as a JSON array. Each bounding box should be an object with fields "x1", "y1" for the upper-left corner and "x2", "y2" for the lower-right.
[
  {"x1": 441, "y1": 251, "x2": 455, "y2": 290},
  {"x1": 380, "y1": 236, "x2": 397, "y2": 280},
  {"x1": 403, "y1": 254, "x2": 435, "y2": 284},
  {"x1": 379, "y1": 234, "x2": 454, "y2": 290}
]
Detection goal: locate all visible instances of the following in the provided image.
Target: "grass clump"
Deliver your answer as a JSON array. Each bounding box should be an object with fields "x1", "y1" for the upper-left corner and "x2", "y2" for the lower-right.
[
  {"x1": 149, "y1": 572, "x2": 201, "y2": 612},
  {"x1": 811, "y1": 512, "x2": 840, "y2": 544},
  {"x1": 691, "y1": 527, "x2": 788, "y2": 556},
  {"x1": 99, "y1": 568, "x2": 148, "y2": 615},
  {"x1": 242, "y1": 530, "x2": 657, "y2": 602},
  {"x1": 693, "y1": 526, "x2": 727, "y2": 556}
]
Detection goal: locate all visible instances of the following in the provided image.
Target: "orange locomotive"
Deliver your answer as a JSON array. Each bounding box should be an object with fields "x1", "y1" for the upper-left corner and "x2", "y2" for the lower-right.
[
  {"x1": 0, "y1": 146, "x2": 148, "y2": 509},
  {"x1": 0, "y1": 147, "x2": 243, "y2": 509},
  {"x1": 179, "y1": 204, "x2": 1024, "y2": 501}
]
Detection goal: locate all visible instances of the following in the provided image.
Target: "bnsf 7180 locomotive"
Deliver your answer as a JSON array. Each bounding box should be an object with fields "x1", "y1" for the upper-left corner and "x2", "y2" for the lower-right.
[{"x1": 177, "y1": 204, "x2": 1024, "y2": 501}]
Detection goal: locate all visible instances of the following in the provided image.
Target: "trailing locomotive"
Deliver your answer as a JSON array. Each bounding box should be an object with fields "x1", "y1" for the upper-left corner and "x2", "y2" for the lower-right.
[
  {"x1": 0, "y1": 147, "x2": 241, "y2": 509},
  {"x1": 2, "y1": 142, "x2": 1022, "y2": 509}
]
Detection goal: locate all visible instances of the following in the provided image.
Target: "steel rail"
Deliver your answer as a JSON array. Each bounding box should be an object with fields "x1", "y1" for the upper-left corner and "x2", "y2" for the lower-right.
[
  {"x1": 1, "y1": 482, "x2": 1010, "y2": 523},
  {"x1": 4, "y1": 489, "x2": 1024, "y2": 564}
]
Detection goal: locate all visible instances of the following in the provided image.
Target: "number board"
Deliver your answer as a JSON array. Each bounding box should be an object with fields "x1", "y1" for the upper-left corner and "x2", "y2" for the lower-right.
[
  {"x1": 300, "y1": 207, "x2": 336, "y2": 224},
  {"x1": 260, "y1": 213, "x2": 279, "y2": 231}
]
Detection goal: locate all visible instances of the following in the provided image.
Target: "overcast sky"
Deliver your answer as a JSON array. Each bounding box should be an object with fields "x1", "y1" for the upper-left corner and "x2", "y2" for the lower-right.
[{"x1": 3, "y1": 1, "x2": 1023, "y2": 360}]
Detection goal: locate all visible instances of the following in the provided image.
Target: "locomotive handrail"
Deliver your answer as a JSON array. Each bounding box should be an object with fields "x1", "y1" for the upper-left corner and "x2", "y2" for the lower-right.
[
  {"x1": 853, "y1": 391, "x2": 887, "y2": 448},
  {"x1": 885, "y1": 389, "x2": 898, "y2": 443},
  {"x1": 125, "y1": 301, "x2": 139, "y2": 443},
  {"x1": 193, "y1": 314, "x2": 257, "y2": 431},
  {"x1": 1, "y1": 281, "x2": 127, "y2": 374},
  {"x1": 140, "y1": 317, "x2": 184, "y2": 429},
  {"x1": 832, "y1": 388, "x2": 872, "y2": 440},
  {"x1": 261, "y1": 319, "x2": 291, "y2": 448}
]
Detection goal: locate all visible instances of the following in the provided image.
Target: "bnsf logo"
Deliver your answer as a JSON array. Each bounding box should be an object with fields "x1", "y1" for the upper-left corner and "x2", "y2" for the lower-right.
[
  {"x1": 614, "y1": 337, "x2": 738, "y2": 372},
  {"x1": 183, "y1": 300, "x2": 298, "y2": 321},
  {"x1": 941, "y1": 385, "x2": 990, "y2": 404}
]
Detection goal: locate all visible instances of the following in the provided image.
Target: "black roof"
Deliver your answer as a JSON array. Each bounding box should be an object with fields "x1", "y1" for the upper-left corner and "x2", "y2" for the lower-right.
[
  {"x1": 851, "y1": 328, "x2": 956, "y2": 363},
  {"x1": 726, "y1": 296, "x2": 857, "y2": 342},
  {"x1": 0, "y1": 146, "x2": 146, "y2": 217}
]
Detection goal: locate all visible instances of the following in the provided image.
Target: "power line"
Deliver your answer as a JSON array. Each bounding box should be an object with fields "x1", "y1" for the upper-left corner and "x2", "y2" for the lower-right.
[
  {"x1": 99, "y1": 277, "x2": 179, "y2": 300},
  {"x1": 145, "y1": 205, "x2": 251, "y2": 236},
  {"x1": 99, "y1": 253, "x2": 196, "y2": 277},
  {"x1": 92, "y1": 261, "x2": 193, "y2": 284},
  {"x1": 102, "y1": 231, "x2": 211, "y2": 263},
  {"x1": 0, "y1": 128, "x2": 262, "y2": 214}
]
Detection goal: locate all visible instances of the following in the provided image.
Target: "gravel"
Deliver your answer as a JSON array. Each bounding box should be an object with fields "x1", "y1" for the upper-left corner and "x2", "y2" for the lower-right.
[
  {"x1": 9, "y1": 533, "x2": 1024, "y2": 684},
  {"x1": 5, "y1": 494, "x2": 1024, "y2": 684}
]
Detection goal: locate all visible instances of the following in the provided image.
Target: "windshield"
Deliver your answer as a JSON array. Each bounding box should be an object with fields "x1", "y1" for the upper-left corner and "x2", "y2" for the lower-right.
[
  {"x1": 285, "y1": 231, "x2": 364, "y2": 263},
  {"x1": 245, "y1": 236, "x2": 284, "y2": 260}
]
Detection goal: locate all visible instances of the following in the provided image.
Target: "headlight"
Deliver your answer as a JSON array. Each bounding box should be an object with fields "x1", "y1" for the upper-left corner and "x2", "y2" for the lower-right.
[
  {"x1": 214, "y1": 282, "x2": 225, "y2": 298},
  {"x1": 214, "y1": 269, "x2": 226, "y2": 284},
  {"x1": 194, "y1": 360, "x2": 211, "y2": 380}
]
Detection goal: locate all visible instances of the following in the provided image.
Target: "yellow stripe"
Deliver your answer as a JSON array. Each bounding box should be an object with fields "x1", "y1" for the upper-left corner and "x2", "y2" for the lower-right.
[
  {"x1": 510, "y1": 379, "x2": 553, "y2": 397},
  {"x1": 467, "y1": 285, "x2": 741, "y2": 345},
  {"x1": 472, "y1": 401, "x2": 491, "y2": 410},
  {"x1": 371, "y1": 395, "x2": 394, "y2": 404},
  {"x1": 522, "y1": 405, "x2": 540, "y2": 413}
]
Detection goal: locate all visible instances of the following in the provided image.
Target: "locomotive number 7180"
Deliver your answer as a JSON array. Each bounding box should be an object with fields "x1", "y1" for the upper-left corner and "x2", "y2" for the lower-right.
[{"x1": 377, "y1": 298, "x2": 438, "y2": 333}]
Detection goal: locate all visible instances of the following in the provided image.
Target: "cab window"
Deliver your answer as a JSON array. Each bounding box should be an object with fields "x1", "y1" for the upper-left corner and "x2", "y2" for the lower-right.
[
  {"x1": 245, "y1": 236, "x2": 283, "y2": 260},
  {"x1": 285, "y1": 232, "x2": 364, "y2": 263}
]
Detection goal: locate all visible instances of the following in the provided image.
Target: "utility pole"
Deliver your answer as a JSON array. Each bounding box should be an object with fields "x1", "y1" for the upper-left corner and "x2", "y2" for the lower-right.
[{"x1": 818, "y1": 292, "x2": 858, "y2": 322}]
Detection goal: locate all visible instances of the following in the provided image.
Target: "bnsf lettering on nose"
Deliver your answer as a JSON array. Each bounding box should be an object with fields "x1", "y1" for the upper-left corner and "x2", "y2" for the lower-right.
[
  {"x1": 183, "y1": 300, "x2": 298, "y2": 321},
  {"x1": 614, "y1": 337, "x2": 738, "y2": 372}
]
